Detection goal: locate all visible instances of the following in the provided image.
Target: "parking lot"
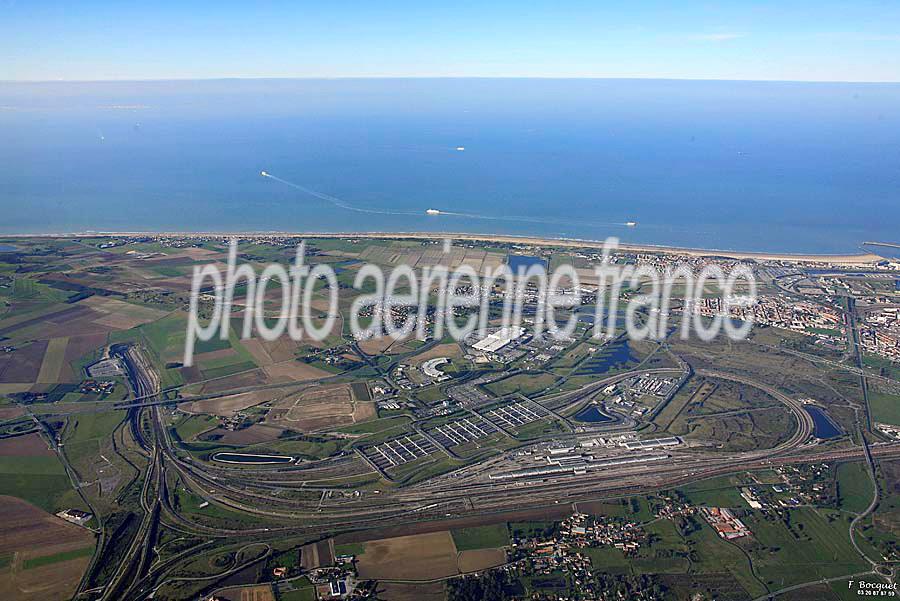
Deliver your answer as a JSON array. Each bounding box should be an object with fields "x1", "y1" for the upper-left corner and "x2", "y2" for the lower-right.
[
  {"x1": 363, "y1": 433, "x2": 438, "y2": 470},
  {"x1": 482, "y1": 400, "x2": 550, "y2": 430},
  {"x1": 447, "y1": 375, "x2": 500, "y2": 407},
  {"x1": 428, "y1": 416, "x2": 499, "y2": 447}
]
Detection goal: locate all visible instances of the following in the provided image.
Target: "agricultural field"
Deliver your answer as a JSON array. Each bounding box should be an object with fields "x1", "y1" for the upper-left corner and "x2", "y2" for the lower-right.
[
  {"x1": 0, "y1": 496, "x2": 95, "y2": 601},
  {"x1": 834, "y1": 461, "x2": 874, "y2": 514},
  {"x1": 58, "y1": 410, "x2": 133, "y2": 511},
  {"x1": 0, "y1": 433, "x2": 75, "y2": 513},
  {"x1": 266, "y1": 383, "x2": 375, "y2": 432},
  {"x1": 355, "y1": 532, "x2": 459, "y2": 580},
  {"x1": 737, "y1": 508, "x2": 870, "y2": 590},
  {"x1": 450, "y1": 523, "x2": 510, "y2": 551},
  {"x1": 869, "y1": 391, "x2": 900, "y2": 426}
]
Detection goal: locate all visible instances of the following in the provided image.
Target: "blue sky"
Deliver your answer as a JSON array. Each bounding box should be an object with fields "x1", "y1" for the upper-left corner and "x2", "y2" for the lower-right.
[{"x1": 3, "y1": 1, "x2": 900, "y2": 82}]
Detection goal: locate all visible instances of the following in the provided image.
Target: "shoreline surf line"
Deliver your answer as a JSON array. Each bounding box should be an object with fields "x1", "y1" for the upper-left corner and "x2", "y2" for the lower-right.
[{"x1": 0, "y1": 231, "x2": 887, "y2": 264}]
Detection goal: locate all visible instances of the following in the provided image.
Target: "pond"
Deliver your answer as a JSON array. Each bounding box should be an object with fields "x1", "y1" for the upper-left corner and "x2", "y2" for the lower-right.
[
  {"x1": 576, "y1": 340, "x2": 635, "y2": 375},
  {"x1": 575, "y1": 305, "x2": 627, "y2": 327},
  {"x1": 507, "y1": 254, "x2": 547, "y2": 272},
  {"x1": 212, "y1": 452, "x2": 295, "y2": 464},
  {"x1": 0, "y1": 244, "x2": 19, "y2": 252},
  {"x1": 803, "y1": 405, "x2": 842, "y2": 439},
  {"x1": 574, "y1": 404, "x2": 614, "y2": 423}
]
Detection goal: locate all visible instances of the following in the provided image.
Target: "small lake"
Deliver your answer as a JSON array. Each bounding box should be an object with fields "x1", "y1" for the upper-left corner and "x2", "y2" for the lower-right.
[
  {"x1": 575, "y1": 305, "x2": 627, "y2": 327},
  {"x1": 212, "y1": 452, "x2": 294, "y2": 464},
  {"x1": 507, "y1": 254, "x2": 548, "y2": 272},
  {"x1": 0, "y1": 244, "x2": 19, "y2": 252},
  {"x1": 574, "y1": 404, "x2": 614, "y2": 423},
  {"x1": 576, "y1": 340, "x2": 635, "y2": 375},
  {"x1": 803, "y1": 405, "x2": 842, "y2": 439}
]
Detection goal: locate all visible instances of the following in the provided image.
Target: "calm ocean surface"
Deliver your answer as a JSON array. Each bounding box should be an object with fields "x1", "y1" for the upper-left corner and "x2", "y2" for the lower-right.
[{"x1": 1, "y1": 78, "x2": 898, "y2": 253}]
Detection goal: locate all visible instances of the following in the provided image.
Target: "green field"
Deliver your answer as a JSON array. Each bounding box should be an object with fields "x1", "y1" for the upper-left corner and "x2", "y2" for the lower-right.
[
  {"x1": 23, "y1": 546, "x2": 94, "y2": 569},
  {"x1": 333, "y1": 542, "x2": 366, "y2": 557},
  {"x1": 485, "y1": 372, "x2": 560, "y2": 397},
  {"x1": 0, "y1": 451, "x2": 72, "y2": 512},
  {"x1": 278, "y1": 586, "x2": 317, "y2": 601},
  {"x1": 740, "y1": 508, "x2": 869, "y2": 590},
  {"x1": 870, "y1": 391, "x2": 900, "y2": 426},
  {"x1": 677, "y1": 475, "x2": 748, "y2": 507},
  {"x1": 253, "y1": 437, "x2": 344, "y2": 459},
  {"x1": 509, "y1": 521, "x2": 559, "y2": 540},
  {"x1": 863, "y1": 354, "x2": 900, "y2": 380},
  {"x1": 172, "y1": 485, "x2": 276, "y2": 529},
  {"x1": 581, "y1": 545, "x2": 632, "y2": 574},
  {"x1": 68, "y1": 410, "x2": 126, "y2": 442},
  {"x1": 172, "y1": 414, "x2": 218, "y2": 443},
  {"x1": 451, "y1": 523, "x2": 510, "y2": 551},
  {"x1": 835, "y1": 462, "x2": 874, "y2": 514}
]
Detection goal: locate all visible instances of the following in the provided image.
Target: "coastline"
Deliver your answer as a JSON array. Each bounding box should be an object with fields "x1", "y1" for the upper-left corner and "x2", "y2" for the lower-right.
[{"x1": 0, "y1": 230, "x2": 888, "y2": 265}]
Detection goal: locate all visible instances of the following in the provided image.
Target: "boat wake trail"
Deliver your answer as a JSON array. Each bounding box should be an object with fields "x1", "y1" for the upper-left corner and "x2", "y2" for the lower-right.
[
  {"x1": 260, "y1": 171, "x2": 419, "y2": 217},
  {"x1": 260, "y1": 170, "x2": 639, "y2": 229},
  {"x1": 429, "y1": 209, "x2": 632, "y2": 229}
]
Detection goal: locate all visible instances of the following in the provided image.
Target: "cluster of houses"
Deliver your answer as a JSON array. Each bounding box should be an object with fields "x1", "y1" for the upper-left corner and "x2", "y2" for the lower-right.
[
  {"x1": 509, "y1": 537, "x2": 596, "y2": 599},
  {"x1": 79, "y1": 379, "x2": 115, "y2": 395},
  {"x1": 652, "y1": 495, "x2": 694, "y2": 521},
  {"x1": 220, "y1": 411, "x2": 251, "y2": 431},
  {"x1": 699, "y1": 507, "x2": 752, "y2": 540},
  {"x1": 770, "y1": 464, "x2": 833, "y2": 506},
  {"x1": 559, "y1": 513, "x2": 646, "y2": 554},
  {"x1": 876, "y1": 422, "x2": 900, "y2": 440},
  {"x1": 860, "y1": 306, "x2": 900, "y2": 362},
  {"x1": 261, "y1": 553, "x2": 363, "y2": 601},
  {"x1": 630, "y1": 252, "x2": 750, "y2": 274},
  {"x1": 690, "y1": 294, "x2": 846, "y2": 344}
]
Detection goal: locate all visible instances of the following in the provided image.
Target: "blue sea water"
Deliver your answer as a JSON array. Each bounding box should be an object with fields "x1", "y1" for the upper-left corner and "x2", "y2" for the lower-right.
[{"x1": 1, "y1": 78, "x2": 898, "y2": 253}]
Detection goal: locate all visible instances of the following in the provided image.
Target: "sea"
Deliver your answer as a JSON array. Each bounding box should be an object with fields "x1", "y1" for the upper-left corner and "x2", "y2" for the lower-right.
[{"x1": 1, "y1": 78, "x2": 899, "y2": 254}]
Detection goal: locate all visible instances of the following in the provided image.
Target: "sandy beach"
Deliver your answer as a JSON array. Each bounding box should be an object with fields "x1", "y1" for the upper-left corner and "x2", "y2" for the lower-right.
[{"x1": 2, "y1": 230, "x2": 888, "y2": 265}]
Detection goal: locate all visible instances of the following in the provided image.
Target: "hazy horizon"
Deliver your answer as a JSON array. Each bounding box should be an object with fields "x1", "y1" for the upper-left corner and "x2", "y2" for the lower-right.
[{"x1": 5, "y1": 2, "x2": 900, "y2": 82}]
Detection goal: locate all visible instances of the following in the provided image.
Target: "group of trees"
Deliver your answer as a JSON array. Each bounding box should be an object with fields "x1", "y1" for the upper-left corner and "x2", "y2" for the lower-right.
[
  {"x1": 596, "y1": 573, "x2": 666, "y2": 599},
  {"x1": 447, "y1": 570, "x2": 517, "y2": 601}
]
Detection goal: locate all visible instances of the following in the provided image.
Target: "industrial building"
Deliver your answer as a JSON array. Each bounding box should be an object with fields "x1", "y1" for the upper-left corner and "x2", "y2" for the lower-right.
[
  {"x1": 471, "y1": 326, "x2": 524, "y2": 353},
  {"x1": 489, "y1": 453, "x2": 670, "y2": 481},
  {"x1": 622, "y1": 436, "x2": 681, "y2": 450}
]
